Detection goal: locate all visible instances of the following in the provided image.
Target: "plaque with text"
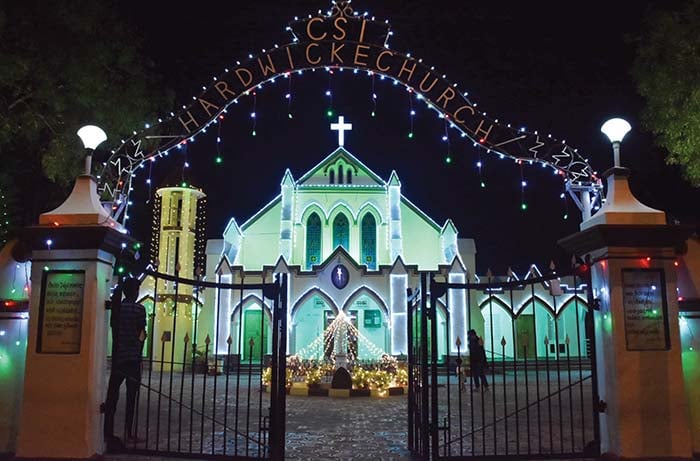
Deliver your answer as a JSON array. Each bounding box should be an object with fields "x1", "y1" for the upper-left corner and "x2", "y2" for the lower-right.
[
  {"x1": 622, "y1": 268, "x2": 670, "y2": 351},
  {"x1": 37, "y1": 270, "x2": 86, "y2": 354}
]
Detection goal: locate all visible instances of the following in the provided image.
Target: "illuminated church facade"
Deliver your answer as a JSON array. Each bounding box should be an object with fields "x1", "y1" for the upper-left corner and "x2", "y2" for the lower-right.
[
  {"x1": 139, "y1": 120, "x2": 593, "y2": 364},
  {"x1": 198, "y1": 146, "x2": 477, "y2": 361}
]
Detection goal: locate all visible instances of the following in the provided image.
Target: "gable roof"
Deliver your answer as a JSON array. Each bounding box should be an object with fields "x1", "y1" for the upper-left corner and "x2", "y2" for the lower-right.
[{"x1": 296, "y1": 147, "x2": 386, "y2": 186}]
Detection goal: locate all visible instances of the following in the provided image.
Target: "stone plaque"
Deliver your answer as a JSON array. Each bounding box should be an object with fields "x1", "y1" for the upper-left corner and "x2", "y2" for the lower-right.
[
  {"x1": 37, "y1": 270, "x2": 86, "y2": 354},
  {"x1": 622, "y1": 268, "x2": 670, "y2": 351}
]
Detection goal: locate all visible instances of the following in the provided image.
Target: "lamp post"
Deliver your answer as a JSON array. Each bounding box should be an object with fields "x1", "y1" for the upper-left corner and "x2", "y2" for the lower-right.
[
  {"x1": 76, "y1": 125, "x2": 107, "y2": 176},
  {"x1": 600, "y1": 117, "x2": 631, "y2": 168}
]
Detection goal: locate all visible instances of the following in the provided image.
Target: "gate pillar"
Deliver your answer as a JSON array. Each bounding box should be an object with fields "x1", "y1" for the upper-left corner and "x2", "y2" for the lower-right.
[
  {"x1": 560, "y1": 166, "x2": 693, "y2": 460},
  {"x1": 15, "y1": 175, "x2": 137, "y2": 459}
]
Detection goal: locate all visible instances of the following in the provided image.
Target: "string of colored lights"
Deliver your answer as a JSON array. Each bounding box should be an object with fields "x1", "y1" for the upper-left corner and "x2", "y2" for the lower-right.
[
  {"x1": 98, "y1": 2, "x2": 601, "y2": 223},
  {"x1": 442, "y1": 118, "x2": 452, "y2": 164},
  {"x1": 250, "y1": 91, "x2": 257, "y2": 136},
  {"x1": 285, "y1": 73, "x2": 293, "y2": 119},
  {"x1": 370, "y1": 72, "x2": 377, "y2": 117},
  {"x1": 215, "y1": 115, "x2": 224, "y2": 164},
  {"x1": 407, "y1": 88, "x2": 415, "y2": 139},
  {"x1": 519, "y1": 160, "x2": 527, "y2": 211}
]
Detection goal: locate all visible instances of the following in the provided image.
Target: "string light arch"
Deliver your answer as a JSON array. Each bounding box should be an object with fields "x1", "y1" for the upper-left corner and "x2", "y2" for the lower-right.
[{"x1": 97, "y1": 0, "x2": 602, "y2": 225}]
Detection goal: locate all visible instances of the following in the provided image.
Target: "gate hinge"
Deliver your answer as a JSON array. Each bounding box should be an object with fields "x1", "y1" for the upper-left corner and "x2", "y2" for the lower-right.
[{"x1": 596, "y1": 399, "x2": 607, "y2": 413}]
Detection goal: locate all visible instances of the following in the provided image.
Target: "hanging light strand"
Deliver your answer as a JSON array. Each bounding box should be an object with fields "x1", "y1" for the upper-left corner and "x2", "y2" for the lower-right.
[
  {"x1": 561, "y1": 177, "x2": 569, "y2": 220},
  {"x1": 407, "y1": 89, "x2": 415, "y2": 139},
  {"x1": 250, "y1": 91, "x2": 257, "y2": 136},
  {"x1": 370, "y1": 72, "x2": 377, "y2": 117},
  {"x1": 519, "y1": 160, "x2": 527, "y2": 211},
  {"x1": 325, "y1": 69, "x2": 334, "y2": 118},
  {"x1": 215, "y1": 116, "x2": 224, "y2": 164},
  {"x1": 286, "y1": 73, "x2": 293, "y2": 119},
  {"x1": 443, "y1": 118, "x2": 452, "y2": 164}
]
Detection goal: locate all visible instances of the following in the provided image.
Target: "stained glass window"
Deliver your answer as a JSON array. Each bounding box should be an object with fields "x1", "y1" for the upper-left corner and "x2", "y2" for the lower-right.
[
  {"x1": 361, "y1": 213, "x2": 377, "y2": 269},
  {"x1": 333, "y1": 214, "x2": 349, "y2": 250},
  {"x1": 306, "y1": 212, "x2": 321, "y2": 269}
]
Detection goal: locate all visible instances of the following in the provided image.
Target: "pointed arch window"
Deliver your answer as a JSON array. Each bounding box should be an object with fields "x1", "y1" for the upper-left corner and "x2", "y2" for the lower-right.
[
  {"x1": 347, "y1": 170, "x2": 353, "y2": 184},
  {"x1": 306, "y1": 212, "x2": 322, "y2": 270},
  {"x1": 361, "y1": 213, "x2": 377, "y2": 269},
  {"x1": 332, "y1": 214, "x2": 349, "y2": 250},
  {"x1": 329, "y1": 170, "x2": 335, "y2": 184},
  {"x1": 338, "y1": 165, "x2": 344, "y2": 184}
]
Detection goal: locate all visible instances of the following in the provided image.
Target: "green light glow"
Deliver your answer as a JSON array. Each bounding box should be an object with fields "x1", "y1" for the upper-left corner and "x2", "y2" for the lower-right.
[
  {"x1": 371, "y1": 111, "x2": 376, "y2": 117},
  {"x1": 252, "y1": 130, "x2": 257, "y2": 136},
  {"x1": 563, "y1": 214, "x2": 568, "y2": 220},
  {"x1": 480, "y1": 181, "x2": 486, "y2": 188},
  {"x1": 43, "y1": 266, "x2": 49, "y2": 271},
  {"x1": 445, "y1": 156, "x2": 452, "y2": 164},
  {"x1": 521, "y1": 203, "x2": 528, "y2": 210},
  {"x1": 288, "y1": 113, "x2": 293, "y2": 119},
  {"x1": 326, "y1": 109, "x2": 334, "y2": 118},
  {"x1": 408, "y1": 132, "x2": 414, "y2": 139},
  {"x1": 215, "y1": 156, "x2": 223, "y2": 164}
]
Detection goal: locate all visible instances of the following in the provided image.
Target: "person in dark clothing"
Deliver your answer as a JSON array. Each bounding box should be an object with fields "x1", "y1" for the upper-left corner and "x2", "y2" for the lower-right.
[
  {"x1": 467, "y1": 329, "x2": 488, "y2": 390},
  {"x1": 104, "y1": 277, "x2": 147, "y2": 447}
]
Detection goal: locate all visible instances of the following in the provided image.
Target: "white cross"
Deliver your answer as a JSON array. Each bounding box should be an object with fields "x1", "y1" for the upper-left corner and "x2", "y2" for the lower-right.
[{"x1": 330, "y1": 115, "x2": 352, "y2": 147}]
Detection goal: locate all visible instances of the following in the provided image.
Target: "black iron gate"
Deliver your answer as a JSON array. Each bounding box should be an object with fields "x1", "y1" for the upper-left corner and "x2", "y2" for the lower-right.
[
  {"x1": 109, "y1": 270, "x2": 287, "y2": 460},
  {"x1": 408, "y1": 269, "x2": 600, "y2": 460}
]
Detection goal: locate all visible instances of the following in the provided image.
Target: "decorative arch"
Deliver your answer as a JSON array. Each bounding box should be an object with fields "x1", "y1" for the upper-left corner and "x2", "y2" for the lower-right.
[
  {"x1": 327, "y1": 201, "x2": 356, "y2": 224},
  {"x1": 357, "y1": 201, "x2": 383, "y2": 225},
  {"x1": 230, "y1": 293, "x2": 273, "y2": 321},
  {"x1": 516, "y1": 295, "x2": 556, "y2": 319},
  {"x1": 341, "y1": 286, "x2": 389, "y2": 317},
  {"x1": 557, "y1": 295, "x2": 589, "y2": 315},
  {"x1": 479, "y1": 295, "x2": 515, "y2": 319},
  {"x1": 291, "y1": 287, "x2": 340, "y2": 318},
  {"x1": 299, "y1": 202, "x2": 328, "y2": 224},
  {"x1": 99, "y1": 2, "x2": 600, "y2": 225}
]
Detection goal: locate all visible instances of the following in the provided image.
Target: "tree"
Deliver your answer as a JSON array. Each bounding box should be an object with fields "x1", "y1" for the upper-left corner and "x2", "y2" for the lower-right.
[
  {"x1": 0, "y1": 0, "x2": 172, "y2": 234},
  {"x1": 632, "y1": 0, "x2": 700, "y2": 187}
]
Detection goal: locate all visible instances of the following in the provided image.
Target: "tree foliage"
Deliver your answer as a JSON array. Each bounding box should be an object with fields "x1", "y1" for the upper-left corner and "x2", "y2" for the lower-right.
[
  {"x1": 0, "y1": 0, "x2": 172, "y2": 232},
  {"x1": 632, "y1": 0, "x2": 700, "y2": 187}
]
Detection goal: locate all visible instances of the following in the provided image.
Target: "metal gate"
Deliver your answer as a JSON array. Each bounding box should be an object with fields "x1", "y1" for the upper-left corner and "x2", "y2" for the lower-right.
[
  {"x1": 109, "y1": 270, "x2": 287, "y2": 460},
  {"x1": 408, "y1": 269, "x2": 600, "y2": 460}
]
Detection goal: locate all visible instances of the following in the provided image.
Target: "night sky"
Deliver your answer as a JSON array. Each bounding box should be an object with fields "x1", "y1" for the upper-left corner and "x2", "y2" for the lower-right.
[{"x1": 119, "y1": 0, "x2": 700, "y2": 275}]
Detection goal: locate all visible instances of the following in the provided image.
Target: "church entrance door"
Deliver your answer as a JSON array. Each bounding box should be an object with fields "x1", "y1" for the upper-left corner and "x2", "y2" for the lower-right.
[
  {"x1": 243, "y1": 308, "x2": 269, "y2": 362},
  {"x1": 515, "y1": 314, "x2": 536, "y2": 359}
]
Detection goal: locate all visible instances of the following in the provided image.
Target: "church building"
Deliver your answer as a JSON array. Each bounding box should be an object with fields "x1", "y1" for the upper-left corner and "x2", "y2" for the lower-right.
[
  {"x1": 199, "y1": 145, "x2": 476, "y2": 362},
  {"x1": 139, "y1": 117, "x2": 593, "y2": 366}
]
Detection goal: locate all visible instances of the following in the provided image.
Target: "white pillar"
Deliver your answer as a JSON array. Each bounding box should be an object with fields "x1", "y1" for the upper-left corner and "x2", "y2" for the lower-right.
[
  {"x1": 560, "y1": 167, "x2": 693, "y2": 459},
  {"x1": 15, "y1": 175, "x2": 135, "y2": 458}
]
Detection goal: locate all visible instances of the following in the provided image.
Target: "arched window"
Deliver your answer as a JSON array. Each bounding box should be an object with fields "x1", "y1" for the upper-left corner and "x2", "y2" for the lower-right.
[
  {"x1": 306, "y1": 213, "x2": 322, "y2": 269},
  {"x1": 332, "y1": 214, "x2": 349, "y2": 250},
  {"x1": 347, "y1": 170, "x2": 353, "y2": 184},
  {"x1": 338, "y1": 165, "x2": 344, "y2": 184},
  {"x1": 329, "y1": 170, "x2": 335, "y2": 184},
  {"x1": 361, "y1": 213, "x2": 377, "y2": 269}
]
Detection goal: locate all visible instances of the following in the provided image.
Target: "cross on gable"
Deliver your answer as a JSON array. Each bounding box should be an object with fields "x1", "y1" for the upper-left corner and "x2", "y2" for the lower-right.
[{"x1": 330, "y1": 115, "x2": 352, "y2": 147}]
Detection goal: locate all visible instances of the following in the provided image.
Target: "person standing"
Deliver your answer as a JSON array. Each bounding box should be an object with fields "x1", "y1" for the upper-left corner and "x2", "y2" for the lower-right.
[
  {"x1": 103, "y1": 277, "x2": 147, "y2": 447},
  {"x1": 467, "y1": 329, "x2": 489, "y2": 390}
]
